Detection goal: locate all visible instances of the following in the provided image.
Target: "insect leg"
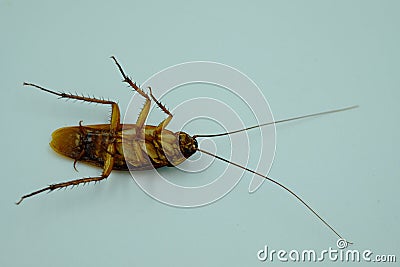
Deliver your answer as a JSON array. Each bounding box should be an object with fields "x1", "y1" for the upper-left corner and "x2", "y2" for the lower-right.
[
  {"x1": 110, "y1": 56, "x2": 151, "y2": 129},
  {"x1": 18, "y1": 84, "x2": 121, "y2": 204},
  {"x1": 23, "y1": 83, "x2": 121, "y2": 131},
  {"x1": 135, "y1": 98, "x2": 151, "y2": 129},
  {"x1": 110, "y1": 56, "x2": 171, "y2": 123},
  {"x1": 110, "y1": 56, "x2": 149, "y2": 99},
  {"x1": 16, "y1": 176, "x2": 108, "y2": 205},
  {"x1": 146, "y1": 86, "x2": 173, "y2": 133},
  {"x1": 16, "y1": 145, "x2": 115, "y2": 205}
]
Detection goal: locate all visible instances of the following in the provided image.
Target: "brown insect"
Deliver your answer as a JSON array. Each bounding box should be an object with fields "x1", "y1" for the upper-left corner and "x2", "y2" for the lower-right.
[{"x1": 17, "y1": 56, "x2": 357, "y2": 244}]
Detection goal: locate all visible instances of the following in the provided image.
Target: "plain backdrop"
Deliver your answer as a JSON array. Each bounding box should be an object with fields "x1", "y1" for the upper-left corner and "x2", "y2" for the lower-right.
[{"x1": 1, "y1": 1, "x2": 399, "y2": 266}]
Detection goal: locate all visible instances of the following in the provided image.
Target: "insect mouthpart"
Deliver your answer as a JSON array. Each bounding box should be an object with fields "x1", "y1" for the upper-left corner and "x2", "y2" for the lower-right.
[{"x1": 177, "y1": 132, "x2": 198, "y2": 158}]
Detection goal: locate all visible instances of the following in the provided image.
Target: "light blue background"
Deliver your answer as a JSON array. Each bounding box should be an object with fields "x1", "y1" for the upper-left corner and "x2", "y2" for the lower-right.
[{"x1": 1, "y1": 0, "x2": 399, "y2": 266}]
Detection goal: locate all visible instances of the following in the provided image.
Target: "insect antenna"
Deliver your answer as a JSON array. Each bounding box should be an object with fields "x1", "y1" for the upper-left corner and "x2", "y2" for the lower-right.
[
  {"x1": 196, "y1": 147, "x2": 352, "y2": 244},
  {"x1": 193, "y1": 105, "x2": 358, "y2": 138},
  {"x1": 192, "y1": 105, "x2": 358, "y2": 244}
]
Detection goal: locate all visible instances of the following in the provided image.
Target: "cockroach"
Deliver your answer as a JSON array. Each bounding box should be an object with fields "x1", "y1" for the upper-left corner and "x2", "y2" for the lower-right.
[{"x1": 17, "y1": 56, "x2": 357, "y2": 245}]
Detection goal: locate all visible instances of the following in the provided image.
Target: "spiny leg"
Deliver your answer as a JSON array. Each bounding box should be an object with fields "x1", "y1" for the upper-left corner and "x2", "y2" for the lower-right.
[
  {"x1": 16, "y1": 123, "x2": 117, "y2": 205},
  {"x1": 23, "y1": 82, "x2": 121, "y2": 130},
  {"x1": 16, "y1": 173, "x2": 111, "y2": 205},
  {"x1": 17, "y1": 83, "x2": 121, "y2": 204},
  {"x1": 23, "y1": 82, "x2": 120, "y2": 172},
  {"x1": 110, "y1": 56, "x2": 151, "y2": 129},
  {"x1": 110, "y1": 56, "x2": 174, "y2": 130},
  {"x1": 24, "y1": 82, "x2": 116, "y2": 105},
  {"x1": 110, "y1": 56, "x2": 149, "y2": 100},
  {"x1": 111, "y1": 56, "x2": 171, "y2": 133},
  {"x1": 111, "y1": 56, "x2": 156, "y2": 168},
  {"x1": 16, "y1": 139, "x2": 116, "y2": 205},
  {"x1": 148, "y1": 86, "x2": 173, "y2": 131}
]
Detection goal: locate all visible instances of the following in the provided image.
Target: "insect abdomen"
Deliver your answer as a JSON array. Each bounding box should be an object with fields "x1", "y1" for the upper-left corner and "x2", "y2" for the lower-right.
[
  {"x1": 50, "y1": 126, "x2": 128, "y2": 170},
  {"x1": 50, "y1": 127, "x2": 83, "y2": 159}
]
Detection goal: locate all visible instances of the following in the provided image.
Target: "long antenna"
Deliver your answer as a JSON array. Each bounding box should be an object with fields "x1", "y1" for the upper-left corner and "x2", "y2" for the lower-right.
[
  {"x1": 197, "y1": 148, "x2": 351, "y2": 244},
  {"x1": 193, "y1": 105, "x2": 358, "y2": 138}
]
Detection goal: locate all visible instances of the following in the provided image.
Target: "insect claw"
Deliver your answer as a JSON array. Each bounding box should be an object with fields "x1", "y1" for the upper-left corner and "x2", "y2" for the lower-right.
[{"x1": 15, "y1": 198, "x2": 23, "y2": 205}]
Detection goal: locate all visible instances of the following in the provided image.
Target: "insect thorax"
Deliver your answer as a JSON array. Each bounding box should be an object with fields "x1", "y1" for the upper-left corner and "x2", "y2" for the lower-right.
[{"x1": 121, "y1": 126, "x2": 198, "y2": 170}]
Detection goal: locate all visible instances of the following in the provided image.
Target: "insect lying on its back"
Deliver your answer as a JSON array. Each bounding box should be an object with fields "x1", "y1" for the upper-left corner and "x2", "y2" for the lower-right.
[{"x1": 18, "y1": 56, "x2": 357, "y2": 244}]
